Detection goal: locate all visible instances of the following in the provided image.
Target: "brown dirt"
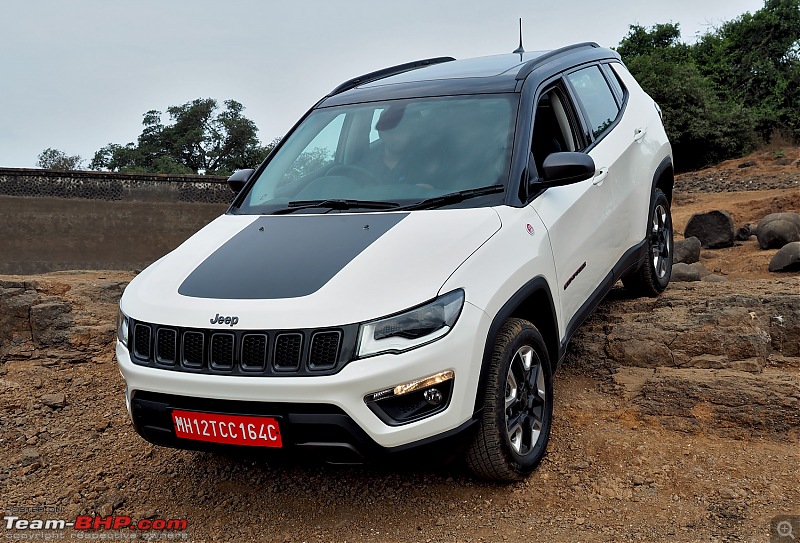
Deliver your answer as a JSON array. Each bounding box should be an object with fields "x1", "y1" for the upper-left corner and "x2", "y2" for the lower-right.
[
  {"x1": 672, "y1": 188, "x2": 800, "y2": 280},
  {"x1": 1, "y1": 151, "x2": 799, "y2": 542}
]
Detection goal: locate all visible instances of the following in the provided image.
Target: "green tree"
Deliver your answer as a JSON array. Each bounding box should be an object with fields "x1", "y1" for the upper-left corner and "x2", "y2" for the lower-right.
[
  {"x1": 617, "y1": 23, "x2": 756, "y2": 170},
  {"x1": 90, "y1": 99, "x2": 274, "y2": 175},
  {"x1": 615, "y1": 23, "x2": 686, "y2": 59},
  {"x1": 37, "y1": 148, "x2": 83, "y2": 170},
  {"x1": 616, "y1": 1, "x2": 800, "y2": 168},
  {"x1": 694, "y1": 0, "x2": 800, "y2": 139},
  {"x1": 625, "y1": 52, "x2": 755, "y2": 170}
]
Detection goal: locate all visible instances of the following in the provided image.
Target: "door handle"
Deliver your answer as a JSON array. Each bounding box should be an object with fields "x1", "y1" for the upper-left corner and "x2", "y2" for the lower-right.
[
  {"x1": 633, "y1": 127, "x2": 647, "y2": 142},
  {"x1": 592, "y1": 167, "x2": 608, "y2": 186}
]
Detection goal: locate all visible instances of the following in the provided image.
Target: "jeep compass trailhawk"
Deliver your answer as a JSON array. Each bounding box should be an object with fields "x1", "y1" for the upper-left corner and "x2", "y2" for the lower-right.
[{"x1": 116, "y1": 43, "x2": 673, "y2": 481}]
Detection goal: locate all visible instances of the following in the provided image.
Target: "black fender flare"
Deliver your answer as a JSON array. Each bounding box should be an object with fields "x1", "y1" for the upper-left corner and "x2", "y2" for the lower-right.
[
  {"x1": 473, "y1": 276, "x2": 559, "y2": 413},
  {"x1": 651, "y1": 156, "x2": 674, "y2": 204}
]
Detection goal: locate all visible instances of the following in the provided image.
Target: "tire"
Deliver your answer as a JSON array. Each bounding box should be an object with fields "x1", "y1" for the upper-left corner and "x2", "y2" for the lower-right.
[
  {"x1": 466, "y1": 318, "x2": 553, "y2": 481},
  {"x1": 622, "y1": 188, "x2": 673, "y2": 297}
]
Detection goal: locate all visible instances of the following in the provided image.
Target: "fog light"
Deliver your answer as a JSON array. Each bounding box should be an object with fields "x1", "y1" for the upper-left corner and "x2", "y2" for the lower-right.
[
  {"x1": 423, "y1": 388, "x2": 443, "y2": 406},
  {"x1": 364, "y1": 371, "x2": 455, "y2": 426}
]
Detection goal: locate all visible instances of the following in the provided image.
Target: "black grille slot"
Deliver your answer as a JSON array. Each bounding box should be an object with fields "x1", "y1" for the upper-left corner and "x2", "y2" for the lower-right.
[
  {"x1": 134, "y1": 324, "x2": 152, "y2": 360},
  {"x1": 210, "y1": 333, "x2": 235, "y2": 370},
  {"x1": 156, "y1": 328, "x2": 177, "y2": 365},
  {"x1": 309, "y1": 331, "x2": 342, "y2": 370},
  {"x1": 241, "y1": 334, "x2": 268, "y2": 371},
  {"x1": 182, "y1": 331, "x2": 205, "y2": 368},
  {"x1": 274, "y1": 333, "x2": 303, "y2": 371}
]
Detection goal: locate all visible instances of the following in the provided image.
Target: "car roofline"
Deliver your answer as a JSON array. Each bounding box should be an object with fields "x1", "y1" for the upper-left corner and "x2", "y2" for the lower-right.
[
  {"x1": 514, "y1": 42, "x2": 602, "y2": 80},
  {"x1": 325, "y1": 43, "x2": 621, "y2": 104},
  {"x1": 328, "y1": 57, "x2": 457, "y2": 97}
]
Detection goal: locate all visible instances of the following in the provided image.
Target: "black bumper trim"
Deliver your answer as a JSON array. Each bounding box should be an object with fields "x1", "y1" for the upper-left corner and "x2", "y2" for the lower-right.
[{"x1": 130, "y1": 391, "x2": 477, "y2": 464}]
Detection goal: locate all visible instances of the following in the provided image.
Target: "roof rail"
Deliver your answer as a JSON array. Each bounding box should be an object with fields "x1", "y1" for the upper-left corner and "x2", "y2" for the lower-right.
[
  {"x1": 328, "y1": 57, "x2": 456, "y2": 96},
  {"x1": 515, "y1": 42, "x2": 600, "y2": 81}
]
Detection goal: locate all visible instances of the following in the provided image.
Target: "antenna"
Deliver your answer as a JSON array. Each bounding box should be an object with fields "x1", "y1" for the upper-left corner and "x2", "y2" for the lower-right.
[{"x1": 513, "y1": 18, "x2": 525, "y2": 54}]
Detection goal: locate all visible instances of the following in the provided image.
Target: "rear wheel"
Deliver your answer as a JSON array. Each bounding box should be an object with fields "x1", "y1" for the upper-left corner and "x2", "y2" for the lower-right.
[
  {"x1": 623, "y1": 188, "x2": 672, "y2": 297},
  {"x1": 466, "y1": 318, "x2": 553, "y2": 481}
]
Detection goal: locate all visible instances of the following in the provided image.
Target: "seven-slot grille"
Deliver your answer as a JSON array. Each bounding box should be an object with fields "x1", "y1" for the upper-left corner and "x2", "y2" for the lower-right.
[{"x1": 128, "y1": 320, "x2": 352, "y2": 377}]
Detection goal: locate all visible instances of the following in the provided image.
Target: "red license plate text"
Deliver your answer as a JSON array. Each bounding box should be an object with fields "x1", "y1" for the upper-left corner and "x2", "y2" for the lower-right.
[{"x1": 172, "y1": 410, "x2": 282, "y2": 447}]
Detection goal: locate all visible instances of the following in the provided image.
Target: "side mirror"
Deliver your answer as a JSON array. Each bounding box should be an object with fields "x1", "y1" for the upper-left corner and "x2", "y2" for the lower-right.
[
  {"x1": 538, "y1": 152, "x2": 595, "y2": 188},
  {"x1": 227, "y1": 168, "x2": 254, "y2": 193}
]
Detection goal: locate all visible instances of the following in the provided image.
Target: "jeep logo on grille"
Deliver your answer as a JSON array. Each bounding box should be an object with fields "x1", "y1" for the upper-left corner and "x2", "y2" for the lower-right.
[{"x1": 210, "y1": 314, "x2": 239, "y2": 326}]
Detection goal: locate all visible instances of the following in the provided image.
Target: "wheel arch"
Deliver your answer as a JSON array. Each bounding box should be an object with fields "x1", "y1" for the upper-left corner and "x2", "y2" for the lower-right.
[
  {"x1": 473, "y1": 276, "x2": 560, "y2": 413},
  {"x1": 652, "y1": 156, "x2": 674, "y2": 205}
]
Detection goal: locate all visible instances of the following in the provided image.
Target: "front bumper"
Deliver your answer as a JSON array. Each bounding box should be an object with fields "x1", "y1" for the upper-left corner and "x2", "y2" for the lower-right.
[
  {"x1": 128, "y1": 391, "x2": 478, "y2": 463},
  {"x1": 116, "y1": 302, "x2": 489, "y2": 451}
]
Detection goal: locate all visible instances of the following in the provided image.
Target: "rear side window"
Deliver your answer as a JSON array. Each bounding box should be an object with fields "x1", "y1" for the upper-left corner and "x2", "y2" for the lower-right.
[
  {"x1": 566, "y1": 66, "x2": 619, "y2": 139},
  {"x1": 603, "y1": 63, "x2": 626, "y2": 104}
]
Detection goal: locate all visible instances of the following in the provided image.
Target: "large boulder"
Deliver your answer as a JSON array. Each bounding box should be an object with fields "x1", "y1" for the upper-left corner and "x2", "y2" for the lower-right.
[
  {"x1": 757, "y1": 213, "x2": 800, "y2": 249},
  {"x1": 684, "y1": 210, "x2": 734, "y2": 249},
  {"x1": 29, "y1": 299, "x2": 73, "y2": 349},
  {"x1": 769, "y1": 242, "x2": 800, "y2": 273},
  {"x1": 674, "y1": 237, "x2": 701, "y2": 264}
]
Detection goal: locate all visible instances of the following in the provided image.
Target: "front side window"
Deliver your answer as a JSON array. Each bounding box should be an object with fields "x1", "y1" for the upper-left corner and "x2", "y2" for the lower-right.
[
  {"x1": 567, "y1": 66, "x2": 620, "y2": 139},
  {"x1": 531, "y1": 88, "x2": 579, "y2": 174},
  {"x1": 235, "y1": 94, "x2": 518, "y2": 214}
]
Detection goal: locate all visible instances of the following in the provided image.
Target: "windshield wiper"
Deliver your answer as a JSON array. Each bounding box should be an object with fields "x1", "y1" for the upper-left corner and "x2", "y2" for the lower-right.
[
  {"x1": 272, "y1": 199, "x2": 399, "y2": 215},
  {"x1": 393, "y1": 185, "x2": 505, "y2": 211}
]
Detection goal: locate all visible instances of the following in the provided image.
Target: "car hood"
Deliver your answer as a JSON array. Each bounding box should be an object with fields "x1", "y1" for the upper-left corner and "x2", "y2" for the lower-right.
[{"x1": 122, "y1": 209, "x2": 501, "y2": 329}]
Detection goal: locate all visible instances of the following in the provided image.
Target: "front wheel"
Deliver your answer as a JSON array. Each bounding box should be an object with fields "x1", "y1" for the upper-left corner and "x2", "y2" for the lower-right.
[
  {"x1": 623, "y1": 188, "x2": 673, "y2": 297},
  {"x1": 466, "y1": 318, "x2": 553, "y2": 481}
]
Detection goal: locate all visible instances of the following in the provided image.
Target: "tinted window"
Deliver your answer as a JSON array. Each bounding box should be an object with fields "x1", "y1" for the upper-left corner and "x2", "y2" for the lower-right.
[
  {"x1": 567, "y1": 66, "x2": 619, "y2": 139},
  {"x1": 285, "y1": 113, "x2": 345, "y2": 182},
  {"x1": 531, "y1": 89, "x2": 578, "y2": 173},
  {"x1": 604, "y1": 63, "x2": 626, "y2": 103},
  {"x1": 236, "y1": 94, "x2": 518, "y2": 214}
]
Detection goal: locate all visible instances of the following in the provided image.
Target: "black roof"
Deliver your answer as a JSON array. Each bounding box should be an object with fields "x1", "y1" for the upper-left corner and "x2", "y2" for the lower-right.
[{"x1": 321, "y1": 43, "x2": 620, "y2": 107}]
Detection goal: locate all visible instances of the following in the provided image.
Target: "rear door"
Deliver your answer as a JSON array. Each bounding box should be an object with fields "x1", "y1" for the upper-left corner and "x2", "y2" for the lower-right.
[
  {"x1": 564, "y1": 64, "x2": 631, "y2": 264},
  {"x1": 606, "y1": 61, "x2": 667, "y2": 252}
]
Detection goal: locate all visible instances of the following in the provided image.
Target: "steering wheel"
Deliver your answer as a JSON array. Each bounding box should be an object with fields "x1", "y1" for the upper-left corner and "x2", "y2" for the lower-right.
[{"x1": 325, "y1": 164, "x2": 380, "y2": 186}]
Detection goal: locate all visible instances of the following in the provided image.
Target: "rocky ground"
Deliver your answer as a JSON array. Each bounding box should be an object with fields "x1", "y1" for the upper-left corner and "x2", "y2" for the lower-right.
[
  {"x1": 0, "y1": 150, "x2": 798, "y2": 542},
  {"x1": 674, "y1": 147, "x2": 799, "y2": 194}
]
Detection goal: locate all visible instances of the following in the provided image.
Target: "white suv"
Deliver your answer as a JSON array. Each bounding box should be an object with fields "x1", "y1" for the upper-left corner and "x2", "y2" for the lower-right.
[{"x1": 116, "y1": 43, "x2": 673, "y2": 481}]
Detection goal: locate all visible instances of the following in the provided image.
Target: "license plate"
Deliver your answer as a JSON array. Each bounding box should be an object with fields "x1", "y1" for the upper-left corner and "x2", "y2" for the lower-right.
[{"x1": 171, "y1": 409, "x2": 282, "y2": 448}]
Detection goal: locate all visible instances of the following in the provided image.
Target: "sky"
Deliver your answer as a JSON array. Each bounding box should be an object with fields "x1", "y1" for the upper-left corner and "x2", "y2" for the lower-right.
[{"x1": 0, "y1": 0, "x2": 765, "y2": 169}]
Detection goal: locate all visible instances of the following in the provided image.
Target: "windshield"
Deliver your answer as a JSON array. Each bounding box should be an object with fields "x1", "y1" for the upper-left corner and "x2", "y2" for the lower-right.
[{"x1": 234, "y1": 94, "x2": 518, "y2": 214}]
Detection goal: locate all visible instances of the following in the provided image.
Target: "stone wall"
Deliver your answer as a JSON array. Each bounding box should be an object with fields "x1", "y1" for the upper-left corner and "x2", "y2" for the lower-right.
[
  {"x1": 0, "y1": 167, "x2": 232, "y2": 204},
  {"x1": 0, "y1": 168, "x2": 234, "y2": 274}
]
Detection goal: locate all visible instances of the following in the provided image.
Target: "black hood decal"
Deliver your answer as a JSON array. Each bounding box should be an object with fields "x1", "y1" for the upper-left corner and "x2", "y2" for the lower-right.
[{"x1": 178, "y1": 213, "x2": 408, "y2": 300}]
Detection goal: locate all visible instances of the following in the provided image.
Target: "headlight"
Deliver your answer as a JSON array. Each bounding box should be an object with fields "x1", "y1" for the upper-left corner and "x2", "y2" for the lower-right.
[
  {"x1": 356, "y1": 289, "x2": 464, "y2": 358},
  {"x1": 117, "y1": 309, "x2": 129, "y2": 347}
]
